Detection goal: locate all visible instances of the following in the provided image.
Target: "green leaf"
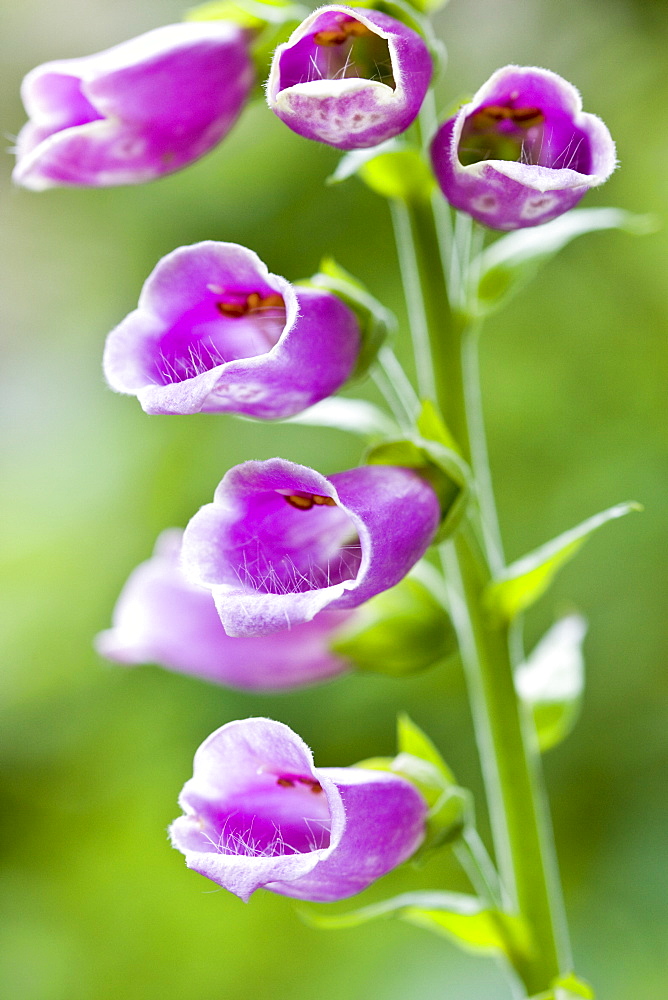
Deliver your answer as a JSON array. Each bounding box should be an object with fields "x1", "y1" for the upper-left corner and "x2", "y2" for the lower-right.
[
  {"x1": 471, "y1": 208, "x2": 655, "y2": 318},
  {"x1": 484, "y1": 502, "x2": 641, "y2": 622},
  {"x1": 302, "y1": 891, "x2": 529, "y2": 962},
  {"x1": 365, "y1": 434, "x2": 470, "y2": 541},
  {"x1": 185, "y1": 0, "x2": 306, "y2": 27},
  {"x1": 301, "y1": 890, "x2": 465, "y2": 929},
  {"x1": 515, "y1": 616, "x2": 587, "y2": 752},
  {"x1": 330, "y1": 572, "x2": 456, "y2": 678},
  {"x1": 403, "y1": 901, "x2": 526, "y2": 957},
  {"x1": 305, "y1": 258, "x2": 394, "y2": 380},
  {"x1": 282, "y1": 398, "x2": 397, "y2": 437},
  {"x1": 328, "y1": 140, "x2": 403, "y2": 185},
  {"x1": 359, "y1": 149, "x2": 436, "y2": 202}
]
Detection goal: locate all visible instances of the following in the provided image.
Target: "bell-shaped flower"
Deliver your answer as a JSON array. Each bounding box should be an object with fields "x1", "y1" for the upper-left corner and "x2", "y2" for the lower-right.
[
  {"x1": 13, "y1": 23, "x2": 254, "y2": 190},
  {"x1": 95, "y1": 529, "x2": 353, "y2": 690},
  {"x1": 430, "y1": 65, "x2": 616, "y2": 230},
  {"x1": 103, "y1": 241, "x2": 360, "y2": 417},
  {"x1": 182, "y1": 458, "x2": 441, "y2": 637},
  {"x1": 170, "y1": 718, "x2": 428, "y2": 902},
  {"x1": 266, "y1": 5, "x2": 432, "y2": 150}
]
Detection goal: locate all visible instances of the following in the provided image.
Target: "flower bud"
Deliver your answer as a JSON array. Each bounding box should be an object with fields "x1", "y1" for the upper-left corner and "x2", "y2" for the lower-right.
[
  {"x1": 267, "y1": 5, "x2": 432, "y2": 150},
  {"x1": 103, "y1": 241, "x2": 360, "y2": 418},
  {"x1": 170, "y1": 718, "x2": 428, "y2": 902},
  {"x1": 430, "y1": 65, "x2": 616, "y2": 230},
  {"x1": 13, "y1": 23, "x2": 254, "y2": 189}
]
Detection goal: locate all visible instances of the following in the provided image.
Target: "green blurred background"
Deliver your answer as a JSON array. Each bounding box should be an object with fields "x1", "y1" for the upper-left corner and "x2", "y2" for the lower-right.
[{"x1": 2, "y1": 0, "x2": 667, "y2": 997}]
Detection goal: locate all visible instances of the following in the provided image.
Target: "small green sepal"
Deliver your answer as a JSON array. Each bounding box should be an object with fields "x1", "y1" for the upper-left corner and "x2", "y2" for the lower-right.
[
  {"x1": 365, "y1": 429, "x2": 470, "y2": 541},
  {"x1": 470, "y1": 208, "x2": 655, "y2": 320},
  {"x1": 330, "y1": 570, "x2": 456, "y2": 677},
  {"x1": 355, "y1": 715, "x2": 470, "y2": 845},
  {"x1": 484, "y1": 502, "x2": 641, "y2": 622},
  {"x1": 303, "y1": 258, "x2": 394, "y2": 381},
  {"x1": 186, "y1": 0, "x2": 308, "y2": 98},
  {"x1": 530, "y1": 971, "x2": 595, "y2": 1000}
]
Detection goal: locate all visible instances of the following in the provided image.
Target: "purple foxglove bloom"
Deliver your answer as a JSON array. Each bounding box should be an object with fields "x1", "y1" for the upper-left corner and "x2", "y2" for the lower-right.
[
  {"x1": 182, "y1": 458, "x2": 441, "y2": 637},
  {"x1": 13, "y1": 23, "x2": 254, "y2": 190},
  {"x1": 266, "y1": 5, "x2": 432, "y2": 150},
  {"x1": 103, "y1": 241, "x2": 360, "y2": 417},
  {"x1": 95, "y1": 529, "x2": 352, "y2": 690},
  {"x1": 430, "y1": 65, "x2": 616, "y2": 230},
  {"x1": 170, "y1": 718, "x2": 428, "y2": 901}
]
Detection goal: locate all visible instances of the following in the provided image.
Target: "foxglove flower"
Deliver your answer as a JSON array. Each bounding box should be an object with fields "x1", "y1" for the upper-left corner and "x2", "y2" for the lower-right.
[
  {"x1": 95, "y1": 529, "x2": 352, "y2": 690},
  {"x1": 430, "y1": 65, "x2": 616, "y2": 230},
  {"x1": 182, "y1": 458, "x2": 441, "y2": 637},
  {"x1": 266, "y1": 5, "x2": 432, "y2": 149},
  {"x1": 170, "y1": 718, "x2": 428, "y2": 901},
  {"x1": 103, "y1": 242, "x2": 360, "y2": 417},
  {"x1": 13, "y1": 23, "x2": 254, "y2": 190}
]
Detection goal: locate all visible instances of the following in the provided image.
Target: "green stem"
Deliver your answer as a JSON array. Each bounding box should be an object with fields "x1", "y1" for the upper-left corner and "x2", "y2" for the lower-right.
[
  {"x1": 372, "y1": 348, "x2": 416, "y2": 432},
  {"x1": 461, "y1": 325, "x2": 505, "y2": 574},
  {"x1": 395, "y1": 193, "x2": 571, "y2": 995},
  {"x1": 390, "y1": 196, "x2": 470, "y2": 454}
]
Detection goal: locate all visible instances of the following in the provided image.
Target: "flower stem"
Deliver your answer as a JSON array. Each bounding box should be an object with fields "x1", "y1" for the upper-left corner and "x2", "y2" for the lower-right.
[{"x1": 395, "y1": 192, "x2": 571, "y2": 995}]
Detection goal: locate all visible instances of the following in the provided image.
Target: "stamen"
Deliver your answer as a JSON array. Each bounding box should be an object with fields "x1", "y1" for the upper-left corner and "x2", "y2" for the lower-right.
[
  {"x1": 314, "y1": 19, "x2": 374, "y2": 47},
  {"x1": 276, "y1": 778, "x2": 295, "y2": 787},
  {"x1": 297, "y1": 777, "x2": 324, "y2": 793},
  {"x1": 283, "y1": 492, "x2": 337, "y2": 510},
  {"x1": 469, "y1": 105, "x2": 544, "y2": 130},
  {"x1": 216, "y1": 291, "x2": 285, "y2": 319}
]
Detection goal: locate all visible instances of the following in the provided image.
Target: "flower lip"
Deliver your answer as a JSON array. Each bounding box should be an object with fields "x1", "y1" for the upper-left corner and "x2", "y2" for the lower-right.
[
  {"x1": 182, "y1": 458, "x2": 441, "y2": 637},
  {"x1": 449, "y1": 65, "x2": 616, "y2": 191},
  {"x1": 105, "y1": 242, "x2": 296, "y2": 409},
  {"x1": 187, "y1": 459, "x2": 365, "y2": 598},
  {"x1": 266, "y1": 5, "x2": 432, "y2": 150},
  {"x1": 13, "y1": 22, "x2": 254, "y2": 189},
  {"x1": 170, "y1": 718, "x2": 347, "y2": 902}
]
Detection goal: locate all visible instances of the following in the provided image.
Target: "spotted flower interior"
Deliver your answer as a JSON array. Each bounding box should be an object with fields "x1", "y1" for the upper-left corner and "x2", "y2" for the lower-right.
[
  {"x1": 277, "y1": 11, "x2": 395, "y2": 91},
  {"x1": 227, "y1": 488, "x2": 362, "y2": 595},
  {"x1": 153, "y1": 288, "x2": 286, "y2": 385},
  {"x1": 184, "y1": 768, "x2": 332, "y2": 859},
  {"x1": 458, "y1": 99, "x2": 591, "y2": 172}
]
